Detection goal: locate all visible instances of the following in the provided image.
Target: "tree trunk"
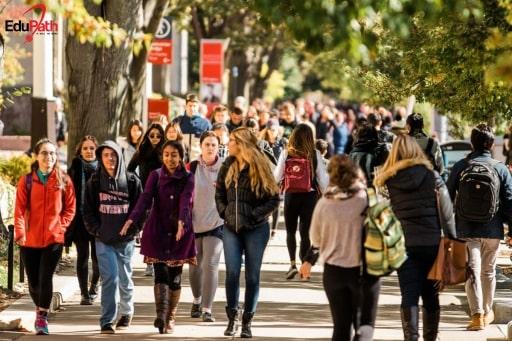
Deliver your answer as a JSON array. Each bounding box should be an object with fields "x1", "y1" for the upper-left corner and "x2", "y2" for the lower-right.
[
  {"x1": 118, "y1": 0, "x2": 168, "y2": 135},
  {"x1": 227, "y1": 48, "x2": 249, "y2": 106}
]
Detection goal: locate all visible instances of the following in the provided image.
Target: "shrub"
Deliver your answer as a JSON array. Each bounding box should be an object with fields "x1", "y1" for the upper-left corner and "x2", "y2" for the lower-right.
[{"x1": 0, "y1": 154, "x2": 32, "y2": 187}]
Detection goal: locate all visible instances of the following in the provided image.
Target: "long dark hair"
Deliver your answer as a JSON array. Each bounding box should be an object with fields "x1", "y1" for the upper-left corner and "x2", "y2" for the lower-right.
[
  {"x1": 287, "y1": 123, "x2": 315, "y2": 160},
  {"x1": 127, "y1": 119, "x2": 144, "y2": 147},
  {"x1": 138, "y1": 123, "x2": 165, "y2": 157}
]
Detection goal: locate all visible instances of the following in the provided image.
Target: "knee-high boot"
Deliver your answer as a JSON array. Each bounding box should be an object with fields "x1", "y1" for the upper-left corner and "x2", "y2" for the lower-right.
[
  {"x1": 153, "y1": 284, "x2": 169, "y2": 334},
  {"x1": 166, "y1": 289, "x2": 181, "y2": 334},
  {"x1": 401, "y1": 306, "x2": 419, "y2": 341},
  {"x1": 422, "y1": 307, "x2": 440, "y2": 341}
]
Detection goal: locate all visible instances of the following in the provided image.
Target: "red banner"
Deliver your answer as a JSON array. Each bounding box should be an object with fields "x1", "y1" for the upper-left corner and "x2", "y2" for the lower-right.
[
  {"x1": 200, "y1": 40, "x2": 224, "y2": 83},
  {"x1": 148, "y1": 99, "x2": 169, "y2": 121},
  {"x1": 148, "y1": 39, "x2": 172, "y2": 64}
]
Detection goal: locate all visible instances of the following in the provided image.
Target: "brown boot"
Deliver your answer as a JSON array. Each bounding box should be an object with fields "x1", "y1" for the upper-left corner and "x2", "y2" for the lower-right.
[
  {"x1": 153, "y1": 284, "x2": 169, "y2": 334},
  {"x1": 166, "y1": 289, "x2": 181, "y2": 334},
  {"x1": 466, "y1": 313, "x2": 485, "y2": 331}
]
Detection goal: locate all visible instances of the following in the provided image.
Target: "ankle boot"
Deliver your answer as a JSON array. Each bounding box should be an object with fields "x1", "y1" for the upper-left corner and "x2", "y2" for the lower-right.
[
  {"x1": 153, "y1": 284, "x2": 169, "y2": 334},
  {"x1": 422, "y1": 307, "x2": 440, "y2": 341},
  {"x1": 240, "y1": 311, "x2": 254, "y2": 338},
  {"x1": 166, "y1": 289, "x2": 181, "y2": 334},
  {"x1": 224, "y1": 307, "x2": 239, "y2": 336},
  {"x1": 400, "y1": 306, "x2": 419, "y2": 341}
]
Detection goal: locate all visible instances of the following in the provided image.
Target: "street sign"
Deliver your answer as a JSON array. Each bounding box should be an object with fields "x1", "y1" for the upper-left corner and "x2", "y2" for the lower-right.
[
  {"x1": 148, "y1": 98, "x2": 169, "y2": 121},
  {"x1": 148, "y1": 16, "x2": 172, "y2": 64}
]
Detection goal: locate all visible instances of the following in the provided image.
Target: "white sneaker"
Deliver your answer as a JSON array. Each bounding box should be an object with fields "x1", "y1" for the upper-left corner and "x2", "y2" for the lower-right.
[{"x1": 144, "y1": 264, "x2": 154, "y2": 276}]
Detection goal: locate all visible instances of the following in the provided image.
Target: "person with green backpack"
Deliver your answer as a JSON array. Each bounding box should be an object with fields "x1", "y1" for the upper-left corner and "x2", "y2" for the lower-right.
[
  {"x1": 299, "y1": 155, "x2": 380, "y2": 341},
  {"x1": 374, "y1": 134, "x2": 456, "y2": 341}
]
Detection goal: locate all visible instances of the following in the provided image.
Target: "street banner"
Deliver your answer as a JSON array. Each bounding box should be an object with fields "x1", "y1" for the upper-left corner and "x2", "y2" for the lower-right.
[
  {"x1": 148, "y1": 16, "x2": 172, "y2": 64},
  {"x1": 200, "y1": 39, "x2": 224, "y2": 115},
  {"x1": 148, "y1": 98, "x2": 169, "y2": 121}
]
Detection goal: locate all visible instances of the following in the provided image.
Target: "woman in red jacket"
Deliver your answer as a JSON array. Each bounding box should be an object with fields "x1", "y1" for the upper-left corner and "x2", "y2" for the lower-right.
[{"x1": 14, "y1": 138, "x2": 76, "y2": 335}]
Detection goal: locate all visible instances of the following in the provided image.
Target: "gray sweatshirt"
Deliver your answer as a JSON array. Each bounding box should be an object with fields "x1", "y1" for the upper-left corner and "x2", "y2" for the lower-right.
[
  {"x1": 192, "y1": 157, "x2": 224, "y2": 233},
  {"x1": 310, "y1": 181, "x2": 368, "y2": 268}
]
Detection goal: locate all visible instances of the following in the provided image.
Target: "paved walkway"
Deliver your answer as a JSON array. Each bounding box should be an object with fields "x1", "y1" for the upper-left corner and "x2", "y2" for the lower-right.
[{"x1": 0, "y1": 228, "x2": 511, "y2": 340}]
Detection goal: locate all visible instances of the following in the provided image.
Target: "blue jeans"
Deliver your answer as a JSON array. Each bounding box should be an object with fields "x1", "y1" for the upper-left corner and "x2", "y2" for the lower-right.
[
  {"x1": 96, "y1": 240, "x2": 135, "y2": 327},
  {"x1": 223, "y1": 223, "x2": 269, "y2": 314}
]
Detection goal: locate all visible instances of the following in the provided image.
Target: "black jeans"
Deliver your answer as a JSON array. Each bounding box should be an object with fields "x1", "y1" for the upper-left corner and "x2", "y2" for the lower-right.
[
  {"x1": 20, "y1": 244, "x2": 63, "y2": 309},
  {"x1": 323, "y1": 264, "x2": 360, "y2": 341},
  {"x1": 154, "y1": 263, "x2": 183, "y2": 291},
  {"x1": 75, "y1": 237, "x2": 99, "y2": 296},
  {"x1": 284, "y1": 191, "x2": 318, "y2": 262},
  {"x1": 397, "y1": 245, "x2": 439, "y2": 311}
]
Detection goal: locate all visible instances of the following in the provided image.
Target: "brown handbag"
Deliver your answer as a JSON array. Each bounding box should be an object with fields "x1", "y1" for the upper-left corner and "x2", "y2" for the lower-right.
[{"x1": 427, "y1": 190, "x2": 471, "y2": 290}]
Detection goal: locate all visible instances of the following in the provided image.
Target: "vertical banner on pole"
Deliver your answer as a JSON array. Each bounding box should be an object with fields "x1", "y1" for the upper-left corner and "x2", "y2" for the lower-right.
[
  {"x1": 148, "y1": 16, "x2": 173, "y2": 64},
  {"x1": 200, "y1": 39, "x2": 225, "y2": 115}
]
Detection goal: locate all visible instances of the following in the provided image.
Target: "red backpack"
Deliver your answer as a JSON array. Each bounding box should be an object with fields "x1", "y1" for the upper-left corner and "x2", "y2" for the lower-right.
[{"x1": 282, "y1": 157, "x2": 312, "y2": 193}]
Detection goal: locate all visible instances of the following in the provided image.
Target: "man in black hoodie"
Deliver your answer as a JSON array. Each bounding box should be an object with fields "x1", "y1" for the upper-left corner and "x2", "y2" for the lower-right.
[{"x1": 83, "y1": 140, "x2": 142, "y2": 334}]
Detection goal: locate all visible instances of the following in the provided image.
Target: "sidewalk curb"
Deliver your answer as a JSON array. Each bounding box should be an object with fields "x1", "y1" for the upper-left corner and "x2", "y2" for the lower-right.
[{"x1": 0, "y1": 273, "x2": 78, "y2": 332}]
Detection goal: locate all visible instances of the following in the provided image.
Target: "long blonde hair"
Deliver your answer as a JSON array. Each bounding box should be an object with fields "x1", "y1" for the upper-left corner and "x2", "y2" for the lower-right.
[
  {"x1": 373, "y1": 134, "x2": 432, "y2": 187},
  {"x1": 225, "y1": 128, "x2": 279, "y2": 198}
]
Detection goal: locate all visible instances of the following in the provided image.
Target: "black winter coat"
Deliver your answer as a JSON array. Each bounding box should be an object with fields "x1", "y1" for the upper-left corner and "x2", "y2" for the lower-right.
[
  {"x1": 65, "y1": 157, "x2": 98, "y2": 245},
  {"x1": 383, "y1": 161, "x2": 456, "y2": 247},
  {"x1": 215, "y1": 157, "x2": 280, "y2": 233}
]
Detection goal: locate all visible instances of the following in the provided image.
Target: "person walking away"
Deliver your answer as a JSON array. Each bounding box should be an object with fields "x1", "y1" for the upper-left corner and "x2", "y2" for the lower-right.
[
  {"x1": 83, "y1": 140, "x2": 143, "y2": 334},
  {"x1": 405, "y1": 113, "x2": 444, "y2": 174},
  {"x1": 127, "y1": 122, "x2": 165, "y2": 276},
  {"x1": 121, "y1": 141, "x2": 196, "y2": 334},
  {"x1": 274, "y1": 123, "x2": 329, "y2": 280},
  {"x1": 215, "y1": 127, "x2": 280, "y2": 338},
  {"x1": 374, "y1": 134, "x2": 456, "y2": 341},
  {"x1": 446, "y1": 124, "x2": 512, "y2": 331},
  {"x1": 172, "y1": 93, "x2": 212, "y2": 161},
  {"x1": 66, "y1": 136, "x2": 100, "y2": 305},
  {"x1": 300, "y1": 155, "x2": 379, "y2": 341},
  {"x1": 14, "y1": 138, "x2": 76, "y2": 335},
  {"x1": 188, "y1": 132, "x2": 225, "y2": 322}
]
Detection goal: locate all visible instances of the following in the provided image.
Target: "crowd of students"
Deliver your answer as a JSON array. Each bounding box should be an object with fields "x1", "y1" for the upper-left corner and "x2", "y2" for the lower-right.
[{"x1": 13, "y1": 93, "x2": 512, "y2": 341}]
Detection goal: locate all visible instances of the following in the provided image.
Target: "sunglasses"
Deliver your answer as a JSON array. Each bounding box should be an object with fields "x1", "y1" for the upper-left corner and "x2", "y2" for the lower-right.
[{"x1": 149, "y1": 134, "x2": 162, "y2": 139}]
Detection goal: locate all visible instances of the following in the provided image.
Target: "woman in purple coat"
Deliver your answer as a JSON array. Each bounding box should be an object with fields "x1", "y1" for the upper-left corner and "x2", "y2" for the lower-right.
[{"x1": 120, "y1": 140, "x2": 196, "y2": 334}]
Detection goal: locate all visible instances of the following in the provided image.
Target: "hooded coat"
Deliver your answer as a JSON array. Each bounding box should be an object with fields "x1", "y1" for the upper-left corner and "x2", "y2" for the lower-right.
[
  {"x1": 377, "y1": 159, "x2": 456, "y2": 247},
  {"x1": 83, "y1": 140, "x2": 143, "y2": 245}
]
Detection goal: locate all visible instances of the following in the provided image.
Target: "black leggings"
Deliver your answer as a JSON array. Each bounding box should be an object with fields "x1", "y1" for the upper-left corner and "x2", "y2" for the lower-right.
[
  {"x1": 154, "y1": 263, "x2": 183, "y2": 290},
  {"x1": 284, "y1": 191, "x2": 318, "y2": 262},
  {"x1": 21, "y1": 244, "x2": 63, "y2": 309},
  {"x1": 75, "y1": 237, "x2": 99, "y2": 296}
]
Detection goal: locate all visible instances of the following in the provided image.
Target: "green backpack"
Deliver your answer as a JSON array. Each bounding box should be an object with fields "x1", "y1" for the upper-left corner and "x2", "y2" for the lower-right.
[{"x1": 364, "y1": 188, "x2": 407, "y2": 276}]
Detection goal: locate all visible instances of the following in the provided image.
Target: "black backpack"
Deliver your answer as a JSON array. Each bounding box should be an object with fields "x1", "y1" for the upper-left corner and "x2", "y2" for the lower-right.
[{"x1": 455, "y1": 159, "x2": 500, "y2": 223}]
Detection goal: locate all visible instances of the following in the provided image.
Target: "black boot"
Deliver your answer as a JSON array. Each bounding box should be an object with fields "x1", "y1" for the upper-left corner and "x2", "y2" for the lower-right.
[
  {"x1": 240, "y1": 311, "x2": 254, "y2": 338},
  {"x1": 401, "y1": 306, "x2": 419, "y2": 341},
  {"x1": 153, "y1": 284, "x2": 169, "y2": 334},
  {"x1": 224, "y1": 307, "x2": 239, "y2": 336},
  {"x1": 422, "y1": 307, "x2": 440, "y2": 341}
]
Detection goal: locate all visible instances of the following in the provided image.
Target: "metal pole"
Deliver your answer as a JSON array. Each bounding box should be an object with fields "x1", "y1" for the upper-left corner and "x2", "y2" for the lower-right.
[
  {"x1": 19, "y1": 249, "x2": 24, "y2": 283},
  {"x1": 7, "y1": 225, "x2": 13, "y2": 290}
]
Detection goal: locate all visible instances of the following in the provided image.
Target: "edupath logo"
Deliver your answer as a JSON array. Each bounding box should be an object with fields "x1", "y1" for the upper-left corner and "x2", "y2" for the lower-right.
[{"x1": 4, "y1": 4, "x2": 58, "y2": 43}]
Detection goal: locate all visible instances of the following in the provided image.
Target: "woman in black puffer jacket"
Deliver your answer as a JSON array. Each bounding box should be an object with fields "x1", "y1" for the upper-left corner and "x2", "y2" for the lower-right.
[
  {"x1": 215, "y1": 127, "x2": 280, "y2": 338},
  {"x1": 66, "y1": 136, "x2": 100, "y2": 305},
  {"x1": 374, "y1": 134, "x2": 456, "y2": 341}
]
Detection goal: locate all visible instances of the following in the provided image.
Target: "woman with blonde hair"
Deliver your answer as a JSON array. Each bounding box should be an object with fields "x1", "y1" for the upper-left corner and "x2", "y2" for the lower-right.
[
  {"x1": 274, "y1": 123, "x2": 328, "y2": 280},
  {"x1": 374, "y1": 134, "x2": 456, "y2": 341},
  {"x1": 215, "y1": 127, "x2": 280, "y2": 338}
]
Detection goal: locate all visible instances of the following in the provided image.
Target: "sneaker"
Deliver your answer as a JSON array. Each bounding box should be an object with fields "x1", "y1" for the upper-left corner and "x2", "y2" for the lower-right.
[
  {"x1": 144, "y1": 264, "x2": 154, "y2": 276},
  {"x1": 202, "y1": 311, "x2": 216, "y2": 322},
  {"x1": 466, "y1": 313, "x2": 485, "y2": 331},
  {"x1": 115, "y1": 315, "x2": 132, "y2": 330},
  {"x1": 35, "y1": 312, "x2": 49, "y2": 335},
  {"x1": 80, "y1": 295, "x2": 93, "y2": 305},
  {"x1": 484, "y1": 310, "x2": 495, "y2": 326},
  {"x1": 100, "y1": 323, "x2": 115, "y2": 334},
  {"x1": 286, "y1": 265, "x2": 298, "y2": 280},
  {"x1": 190, "y1": 303, "x2": 202, "y2": 318}
]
